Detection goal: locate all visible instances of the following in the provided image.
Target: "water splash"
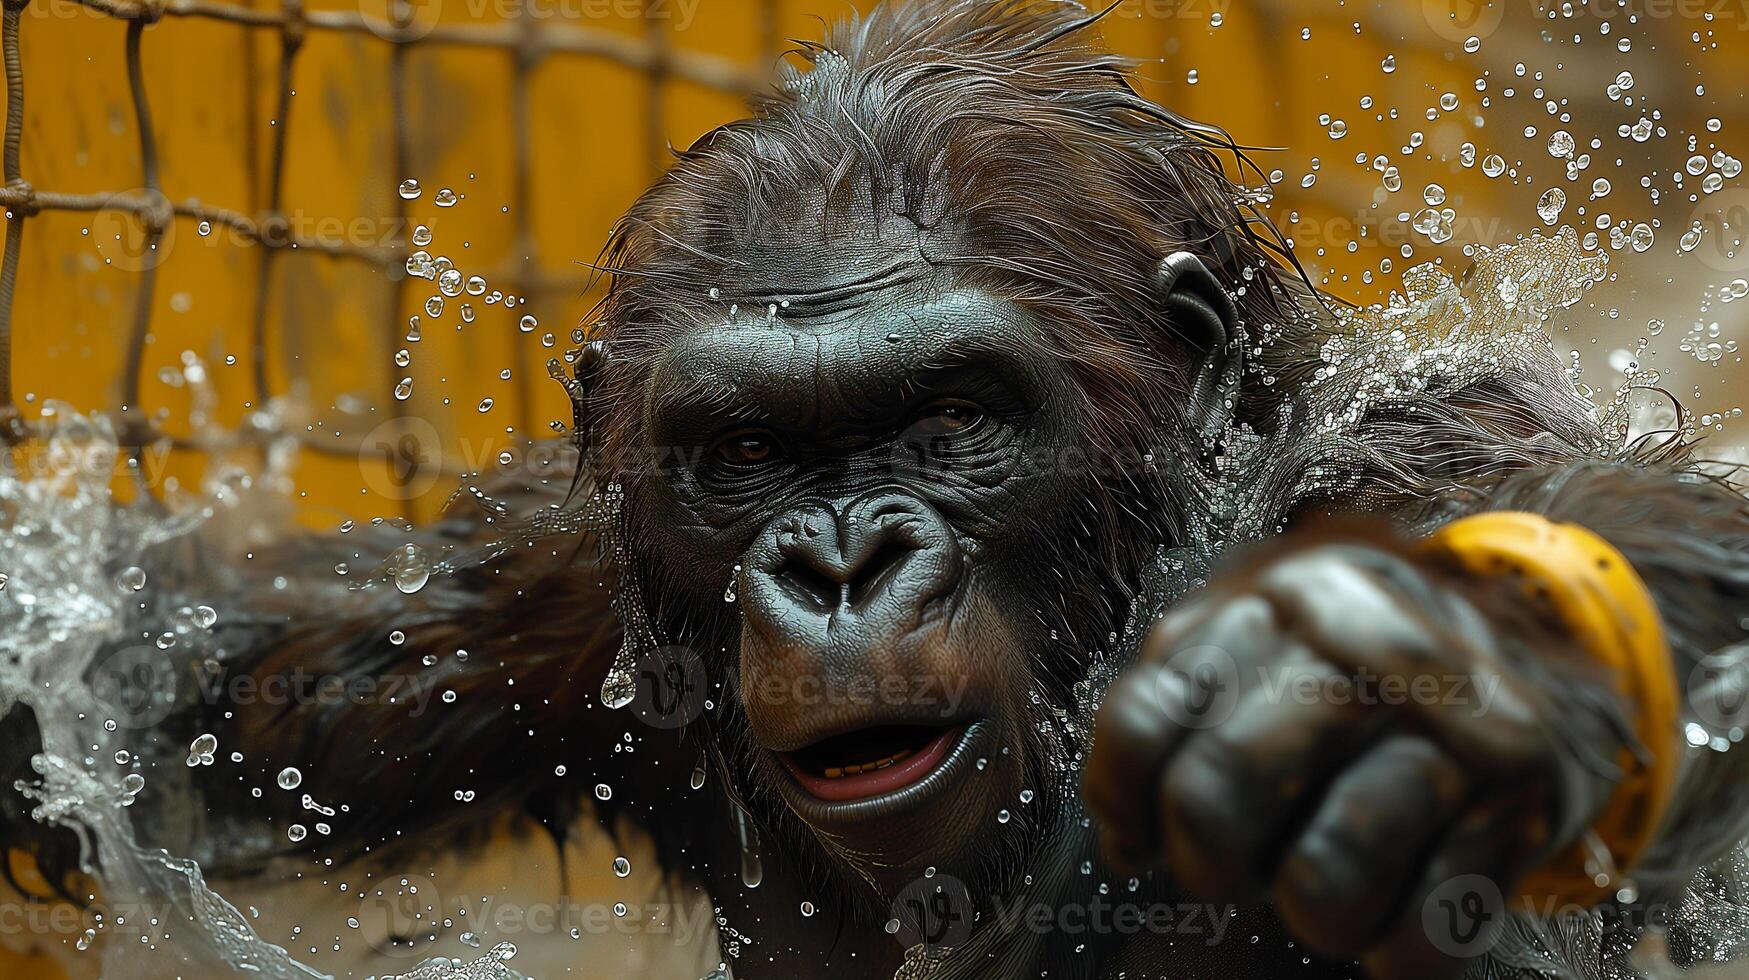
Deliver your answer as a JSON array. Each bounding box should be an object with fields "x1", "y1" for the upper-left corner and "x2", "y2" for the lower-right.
[{"x1": 0, "y1": 405, "x2": 326, "y2": 978}]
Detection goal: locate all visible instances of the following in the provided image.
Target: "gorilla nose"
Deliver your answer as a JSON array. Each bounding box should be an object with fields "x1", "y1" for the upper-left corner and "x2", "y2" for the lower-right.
[
  {"x1": 741, "y1": 492, "x2": 961, "y2": 638},
  {"x1": 777, "y1": 518, "x2": 914, "y2": 611}
]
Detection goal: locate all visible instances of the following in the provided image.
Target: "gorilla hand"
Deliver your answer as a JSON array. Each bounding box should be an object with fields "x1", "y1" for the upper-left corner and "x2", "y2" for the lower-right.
[{"x1": 1084, "y1": 533, "x2": 1627, "y2": 979}]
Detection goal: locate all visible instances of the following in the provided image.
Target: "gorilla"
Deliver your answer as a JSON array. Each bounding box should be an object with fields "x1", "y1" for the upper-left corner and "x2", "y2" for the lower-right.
[{"x1": 5, "y1": 2, "x2": 1749, "y2": 979}]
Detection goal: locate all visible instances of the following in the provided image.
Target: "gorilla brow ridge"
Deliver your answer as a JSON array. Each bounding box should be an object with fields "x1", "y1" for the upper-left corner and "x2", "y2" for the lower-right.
[{"x1": 590, "y1": 0, "x2": 1332, "y2": 459}]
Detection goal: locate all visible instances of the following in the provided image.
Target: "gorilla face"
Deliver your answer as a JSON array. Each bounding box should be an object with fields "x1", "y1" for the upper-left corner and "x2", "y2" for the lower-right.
[{"x1": 623, "y1": 267, "x2": 1119, "y2": 897}]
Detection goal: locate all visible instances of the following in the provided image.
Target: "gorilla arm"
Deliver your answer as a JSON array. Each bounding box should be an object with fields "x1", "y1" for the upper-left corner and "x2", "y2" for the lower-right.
[
  {"x1": 1087, "y1": 397, "x2": 1749, "y2": 978},
  {"x1": 198, "y1": 453, "x2": 638, "y2": 872}
]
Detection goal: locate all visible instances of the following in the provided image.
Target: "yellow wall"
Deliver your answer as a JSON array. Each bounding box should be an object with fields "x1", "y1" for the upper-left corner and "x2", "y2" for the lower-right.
[{"x1": 6, "y1": 0, "x2": 1747, "y2": 528}]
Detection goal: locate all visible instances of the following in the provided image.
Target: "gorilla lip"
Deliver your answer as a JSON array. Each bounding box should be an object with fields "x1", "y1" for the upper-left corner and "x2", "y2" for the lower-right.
[{"x1": 780, "y1": 724, "x2": 962, "y2": 803}]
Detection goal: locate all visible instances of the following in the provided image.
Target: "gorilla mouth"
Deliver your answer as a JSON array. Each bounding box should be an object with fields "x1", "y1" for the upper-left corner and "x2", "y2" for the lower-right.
[{"x1": 780, "y1": 724, "x2": 962, "y2": 803}]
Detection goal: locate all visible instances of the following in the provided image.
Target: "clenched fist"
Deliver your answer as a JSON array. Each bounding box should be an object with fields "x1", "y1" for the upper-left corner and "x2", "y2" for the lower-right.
[{"x1": 1084, "y1": 533, "x2": 1626, "y2": 978}]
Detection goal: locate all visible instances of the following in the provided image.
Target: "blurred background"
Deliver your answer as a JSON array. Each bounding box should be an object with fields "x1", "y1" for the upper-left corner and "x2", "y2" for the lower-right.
[{"x1": 1, "y1": 0, "x2": 1745, "y2": 527}]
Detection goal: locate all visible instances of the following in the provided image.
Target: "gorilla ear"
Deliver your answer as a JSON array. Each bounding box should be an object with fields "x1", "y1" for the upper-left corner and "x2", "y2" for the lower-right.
[{"x1": 1154, "y1": 251, "x2": 1241, "y2": 447}]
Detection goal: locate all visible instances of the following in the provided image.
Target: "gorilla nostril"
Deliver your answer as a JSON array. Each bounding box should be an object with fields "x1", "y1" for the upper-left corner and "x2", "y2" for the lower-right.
[
  {"x1": 847, "y1": 538, "x2": 913, "y2": 607},
  {"x1": 774, "y1": 534, "x2": 919, "y2": 612},
  {"x1": 776, "y1": 558, "x2": 845, "y2": 611}
]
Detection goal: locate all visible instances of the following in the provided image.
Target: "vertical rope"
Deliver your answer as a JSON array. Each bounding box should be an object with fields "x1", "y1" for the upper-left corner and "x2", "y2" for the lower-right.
[
  {"x1": 250, "y1": 0, "x2": 303, "y2": 407},
  {"x1": 643, "y1": 0, "x2": 668, "y2": 180},
  {"x1": 758, "y1": 0, "x2": 779, "y2": 64},
  {"x1": 388, "y1": 0, "x2": 415, "y2": 519},
  {"x1": 508, "y1": 0, "x2": 536, "y2": 446},
  {"x1": 0, "y1": 0, "x2": 28, "y2": 444},
  {"x1": 120, "y1": 17, "x2": 168, "y2": 465}
]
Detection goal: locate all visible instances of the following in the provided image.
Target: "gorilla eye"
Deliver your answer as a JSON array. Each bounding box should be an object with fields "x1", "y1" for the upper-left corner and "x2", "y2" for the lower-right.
[
  {"x1": 712, "y1": 430, "x2": 780, "y2": 467},
  {"x1": 911, "y1": 401, "x2": 984, "y2": 438}
]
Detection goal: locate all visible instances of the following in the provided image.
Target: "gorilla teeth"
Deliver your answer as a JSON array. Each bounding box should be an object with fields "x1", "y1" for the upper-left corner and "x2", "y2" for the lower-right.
[{"x1": 823, "y1": 749, "x2": 913, "y2": 779}]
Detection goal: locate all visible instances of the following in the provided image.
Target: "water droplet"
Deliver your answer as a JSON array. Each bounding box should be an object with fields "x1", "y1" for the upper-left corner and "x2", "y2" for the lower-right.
[
  {"x1": 519, "y1": 315, "x2": 538, "y2": 333},
  {"x1": 613, "y1": 856, "x2": 631, "y2": 878},
  {"x1": 116, "y1": 566, "x2": 147, "y2": 592},
  {"x1": 185, "y1": 736, "x2": 217, "y2": 767},
  {"x1": 600, "y1": 668, "x2": 637, "y2": 709},
  {"x1": 287, "y1": 824, "x2": 307, "y2": 842},
  {"x1": 1536, "y1": 187, "x2": 1567, "y2": 225},
  {"x1": 398, "y1": 178, "x2": 421, "y2": 200},
  {"x1": 594, "y1": 782, "x2": 612, "y2": 801},
  {"x1": 393, "y1": 545, "x2": 430, "y2": 593},
  {"x1": 277, "y1": 767, "x2": 302, "y2": 790},
  {"x1": 438, "y1": 268, "x2": 464, "y2": 297},
  {"x1": 434, "y1": 188, "x2": 458, "y2": 208}
]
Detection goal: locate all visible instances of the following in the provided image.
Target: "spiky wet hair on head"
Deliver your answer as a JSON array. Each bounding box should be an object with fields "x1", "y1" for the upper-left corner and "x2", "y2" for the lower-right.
[{"x1": 592, "y1": 0, "x2": 1323, "y2": 453}]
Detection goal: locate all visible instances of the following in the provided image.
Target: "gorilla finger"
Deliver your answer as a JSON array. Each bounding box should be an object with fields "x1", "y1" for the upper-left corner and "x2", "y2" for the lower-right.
[
  {"x1": 1272, "y1": 735, "x2": 1469, "y2": 960},
  {"x1": 1155, "y1": 658, "x2": 1384, "y2": 902},
  {"x1": 1091, "y1": 637, "x2": 1256, "y2": 866},
  {"x1": 1094, "y1": 596, "x2": 1292, "y2": 870},
  {"x1": 1255, "y1": 550, "x2": 1546, "y2": 774},
  {"x1": 1359, "y1": 802, "x2": 1541, "y2": 980},
  {"x1": 1254, "y1": 548, "x2": 1451, "y2": 677},
  {"x1": 1143, "y1": 593, "x2": 1219, "y2": 654},
  {"x1": 1140, "y1": 593, "x2": 1279, "y2": 675},
  {"x1": 1087, "y1": 663, "x2": 1201, "y2": 867}
]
